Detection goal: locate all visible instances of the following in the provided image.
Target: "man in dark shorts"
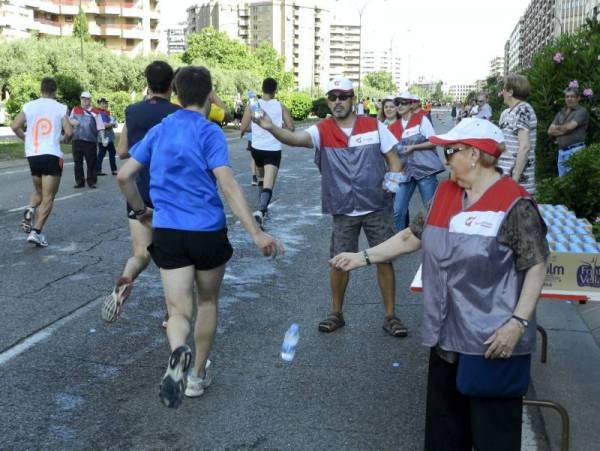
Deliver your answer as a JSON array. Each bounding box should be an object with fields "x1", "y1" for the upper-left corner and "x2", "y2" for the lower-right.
[
  {"x1": 117, "y1": 66, "x2": 282, "y2": 408},
  {"x1": 254, "y1": 77, "x2": 408, "y2": 337},
  {"x1": 240, "y1": 78, "x2": 294, "y2": 226},
  {"x1": 102, "y1": 61, "x2": 179, "y2": 325},
  {"x1": 11, "y1": 77, "x2": 73, "y2": 247}
]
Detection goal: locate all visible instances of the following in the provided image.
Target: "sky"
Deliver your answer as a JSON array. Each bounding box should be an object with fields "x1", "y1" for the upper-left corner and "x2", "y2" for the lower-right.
[
  {"x1": 163, "y1": 0, "x2": 530, "y2": 86},
  {"x1": 334, "y1": 0, "x2": 531, "y2": 85}
]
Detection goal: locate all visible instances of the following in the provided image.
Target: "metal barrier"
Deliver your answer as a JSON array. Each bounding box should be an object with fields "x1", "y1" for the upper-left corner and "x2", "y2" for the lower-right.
[{"x1": 523, "y1": 399, "x2": 570, "y2": 451}]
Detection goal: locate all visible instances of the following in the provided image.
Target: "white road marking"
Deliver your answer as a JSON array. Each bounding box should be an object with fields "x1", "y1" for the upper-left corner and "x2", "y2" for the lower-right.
[
  {"x1": 7, "y1": 192, "x2": 85, "y2": 212},
  {"x1": 0, "y1": 298, "x2": 101, "y2": 366}
]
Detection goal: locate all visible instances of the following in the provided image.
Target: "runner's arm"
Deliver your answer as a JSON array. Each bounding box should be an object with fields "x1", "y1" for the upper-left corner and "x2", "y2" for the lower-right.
[
  {"x1": 281, "y1": 104, "x2": 295, "y2": 131},
  {"x1": 239, "y1": 105, "x2": 251, "y2": 136},
  {"x1": 117, "y1": 158, "x2": 145, "y2": 212},
  {"x1": 255, "y1": 111, "x2": 312, "y2": 148},
  {"x1": 213, "y1": 165, "x2": 283, "y2": 257},
  {"x1": 117, "y1": 123, "x2": 129, "y2": 159},
  {"x1": 10, "y1": 112, "x2": 26, "y2": 141},
  {"x1": 61, "y1": 115, "x2": 73, "y2": 140}
]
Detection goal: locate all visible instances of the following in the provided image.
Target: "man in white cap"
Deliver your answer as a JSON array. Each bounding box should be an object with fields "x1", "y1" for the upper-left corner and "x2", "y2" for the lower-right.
[
  {"x1": 69, "y1": 91, "x2": 105, "y2": 189},
  {"x1": 255, "y1": 77, "x2": 410, "y2": 337}
]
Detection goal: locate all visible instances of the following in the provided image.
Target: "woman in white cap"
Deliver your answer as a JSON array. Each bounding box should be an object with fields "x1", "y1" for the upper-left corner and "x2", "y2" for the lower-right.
[{"x1": 330, "y1": 118, "x2": 548, "y2": 451}]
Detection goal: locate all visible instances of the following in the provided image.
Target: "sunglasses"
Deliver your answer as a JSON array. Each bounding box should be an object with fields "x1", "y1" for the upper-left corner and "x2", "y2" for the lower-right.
[
  {"x1": 443, "y1": 146, "x2": 466, "y2": 160},
  {"x1": 327, "y1": 94, "x2": 351, "y2": 102},
  {"x1": 394, "y1": 99, "x2": 412, "y2": 106}
]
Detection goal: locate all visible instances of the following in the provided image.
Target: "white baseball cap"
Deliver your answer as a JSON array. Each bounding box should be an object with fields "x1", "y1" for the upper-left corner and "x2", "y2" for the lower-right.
[
  {"x1": 395, "y1": 91, "x2": 412, "y2": 100},
  {"x1": 80, "y1": 91, "x2": 92, "y2": 98},
  {"x1": 326, "y1": 77, "x2": 354, "y2": 94},
  {"x1": 429, "y1": 118, "x2": 505, "y2": 158}
]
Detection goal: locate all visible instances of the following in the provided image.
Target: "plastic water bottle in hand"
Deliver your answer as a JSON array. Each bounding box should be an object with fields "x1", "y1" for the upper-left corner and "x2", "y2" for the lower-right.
[
  {"x1": 248, "y1": 90, "x2": 263, "y2": 120},
  {"x1": 280, "y1": 323, "x2": 300, "y2": 362}
]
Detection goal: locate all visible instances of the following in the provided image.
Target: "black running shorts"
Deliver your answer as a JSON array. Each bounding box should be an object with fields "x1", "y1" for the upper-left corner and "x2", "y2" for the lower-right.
[
  {"x1": 250, "y1": 147, "x2": 282, "y2": 168},
  {"x1": 149, "y1": 228, "x2": 233, "y2": 271},
  {"x1": 27, "y1": 154, "x2": 63, "y2": 177}
]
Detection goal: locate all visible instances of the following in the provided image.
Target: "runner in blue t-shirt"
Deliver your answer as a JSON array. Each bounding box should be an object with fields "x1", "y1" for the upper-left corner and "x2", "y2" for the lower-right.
[
  {"x1": 117, "y1": 66, "x2": 283, "y2": 409},
  {"x1": 102, "y1": 61, "x2": 179, "y2": 327}
]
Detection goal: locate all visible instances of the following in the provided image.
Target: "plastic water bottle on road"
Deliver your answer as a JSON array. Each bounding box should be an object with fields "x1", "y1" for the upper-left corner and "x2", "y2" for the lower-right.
[
  {"x1": 248, "y1": 90, "x2": 263, "y2": 121},
  {"x1": 281, "y1": 323, "x2": 299, "y2": 362}
]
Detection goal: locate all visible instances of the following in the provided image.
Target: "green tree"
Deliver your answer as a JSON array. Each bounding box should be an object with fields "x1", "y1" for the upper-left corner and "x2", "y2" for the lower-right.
[
  {"x1": 73, "y1": 7, "x2": 90, "y2": 41},
  {"x1": 254, "y1": 42, "x2": 294, "y2": 91},
  {"x1": 527, "y1": 18, "x2": 600, "y2": 179},
  {"x1": 183, "y1": 28, "x2": 257, "y2": 71},
  {"x1": 5, "y1": 74, "x2": 40, "y2": 118},
  {"x1": 364, "y1": 71, "x2": 397, "y2": 93}
]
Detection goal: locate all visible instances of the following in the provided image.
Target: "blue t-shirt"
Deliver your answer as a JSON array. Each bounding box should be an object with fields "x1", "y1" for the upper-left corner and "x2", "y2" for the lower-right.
[
  {"x1": 130, "y1": 109, "x2": 230, "y2": 232},
  {"x1": 125, "y1": 97, "x2": 180, "y2": 206}
]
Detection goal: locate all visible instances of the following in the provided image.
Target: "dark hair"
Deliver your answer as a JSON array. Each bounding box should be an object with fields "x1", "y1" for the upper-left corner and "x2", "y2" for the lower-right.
[
  {"x1": 144, "y1": 60, "x2": 174, "y2": 94},
  {"x1": 504, "y1": 73, "x2": 530, "y2": 100},
  {"x1": 40, "y1": 77, "x2": 57, "y2": 94},
  {"x1": 262, "y1": 77, "x2": 278, "y2": 95},
  {"x1": 564, "y1": 87, "x2": 579, "y2": 96},
  {"x1": 175, "y1": 66, "x2": 212, "y2": 108}
]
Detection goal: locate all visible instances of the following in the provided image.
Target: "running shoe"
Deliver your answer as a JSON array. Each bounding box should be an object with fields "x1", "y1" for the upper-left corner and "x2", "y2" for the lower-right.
[
  {"x1": 159, "y1": 345, "x2": 192, "y2": 408},
  {"x1": 184, "y1": 359, "x2": 212, "y2": 398},
  {"x1": 101, "y1": 276, "x2": 133, "y2": 322},
  {"x1": 27, "y1": 230, "x2": 48, "y2": 247},
  {"x1": 21, "y1": 207, "x2": 35, "y2": 233}
]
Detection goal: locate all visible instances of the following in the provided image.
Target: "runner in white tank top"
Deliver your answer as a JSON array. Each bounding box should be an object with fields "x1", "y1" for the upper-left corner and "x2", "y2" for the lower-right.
[
  {"x1": 240, "y1": 77, "x2": 294, "y2": 227},
  {"x1": 11, "y1": 77, "x2": 73, "y2": 247}
]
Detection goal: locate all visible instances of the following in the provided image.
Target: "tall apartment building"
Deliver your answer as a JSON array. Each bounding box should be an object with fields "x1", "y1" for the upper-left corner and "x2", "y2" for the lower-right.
[
  {"x1": 447, "y1": 84, "x2": 475, "y2": 103},
  {"x1": 187, "y1": 0, "x2": 249, "y2": 41},
  {"x1": 489, "y1": 56, "x2": 504, "y2": 78},
  {"x1": 165, "y1": 23, "x2": 186, "y2": 54},
  {"x1": 556, "y1": 0, "x2": 599, "y2": 34},
  {"x1": 0, "y1": 0, "x2": 160, "y2": 56},
  {"x1": 187, "y1": 0, "x2": 331, "y2": 90},
  {"x1": 506, "y1": 17, "x2": 524, "y2": 74},
  {"x1": 521, "y1": 0, "x2": 556, "y2": 68},
  {"x1": 0, "y1": 1, "x2": 34, "y2": 39},
  {"x1": 361, "y1": 47, "x2": 401, "y2": 90},
  {"x1": 329, "y1": 22, "x2": 359, "y2": 84}
]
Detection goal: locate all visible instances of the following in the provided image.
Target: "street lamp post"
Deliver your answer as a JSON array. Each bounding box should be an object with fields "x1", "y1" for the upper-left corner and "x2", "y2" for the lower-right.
[
  {"x1": 358, "y1": 3, "x2": 366, "y2": 99},
  {"x1": 79, "y1": 0, "x2": 84, "y2": 60}
]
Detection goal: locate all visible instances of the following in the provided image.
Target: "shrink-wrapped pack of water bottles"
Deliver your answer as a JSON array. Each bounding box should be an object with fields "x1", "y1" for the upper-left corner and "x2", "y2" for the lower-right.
[{"x1": 539, "y1": 204, "x2": 600, "y2": 253}]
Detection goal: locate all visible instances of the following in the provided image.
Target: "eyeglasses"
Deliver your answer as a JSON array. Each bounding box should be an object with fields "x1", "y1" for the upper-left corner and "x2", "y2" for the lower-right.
[
  {"x1": 327, "y1": 94, "x2": 351, "y2": 102},
  {"x1": 443, "y1": 146, "x2": 466, "y2": 161},
  {"x1": 394, "y1": 99, "x2": 412, "y2": 106},
  {"x1": 477, "y1": 100, "x2": 485, "y2": 103}
]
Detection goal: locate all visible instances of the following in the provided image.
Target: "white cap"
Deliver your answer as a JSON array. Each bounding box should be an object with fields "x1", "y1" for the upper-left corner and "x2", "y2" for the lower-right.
[
  {"x1": 80, "y1": 91, "x2": 92, "y2": 98},
  {"x1": 429, "y1": 118, "x2": 505, "y2": 158},
  {"x1": 395, "y1": 91, "x2": 412, "y2": 100},
  {"x1": 326, "y1": 77, "x2": 354, "y2": 94}
]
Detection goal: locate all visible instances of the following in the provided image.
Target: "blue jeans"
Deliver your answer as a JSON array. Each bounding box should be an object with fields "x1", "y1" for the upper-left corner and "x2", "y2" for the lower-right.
[
  {"x1": 97, "y1": 141, "x2": 117, "y2": 173},
  {"x1": 557, "y1": 143, "x2": 585, "y2": 176},
  {"x1": 393, "y1": 175, "x2": 439, "y2": 231}
]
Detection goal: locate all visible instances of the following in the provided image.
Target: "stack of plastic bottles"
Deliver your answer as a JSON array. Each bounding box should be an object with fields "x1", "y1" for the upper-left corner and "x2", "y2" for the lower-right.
[{"x1": 539, "y1": 204, "x2": 600, "y2": 253}]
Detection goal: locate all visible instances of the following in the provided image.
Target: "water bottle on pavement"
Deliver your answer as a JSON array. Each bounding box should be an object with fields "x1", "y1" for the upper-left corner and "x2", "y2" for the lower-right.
[
  {"x1": 248, "y1": 90, "x2": 263, "y2": 120},
  {"x1": 280, "y1": 323, "x2": 299, "y2": 362}
]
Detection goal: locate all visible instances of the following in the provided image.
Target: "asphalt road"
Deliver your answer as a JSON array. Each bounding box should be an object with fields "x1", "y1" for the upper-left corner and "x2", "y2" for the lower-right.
[{"x1": 0, "y1": 113, "x2": 549, "y2": 449}]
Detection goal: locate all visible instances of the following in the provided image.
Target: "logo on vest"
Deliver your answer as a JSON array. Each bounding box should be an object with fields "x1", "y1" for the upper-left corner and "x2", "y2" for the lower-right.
[{"x1": 450, "y1": 211, "x2": 505, "y2": 237}]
